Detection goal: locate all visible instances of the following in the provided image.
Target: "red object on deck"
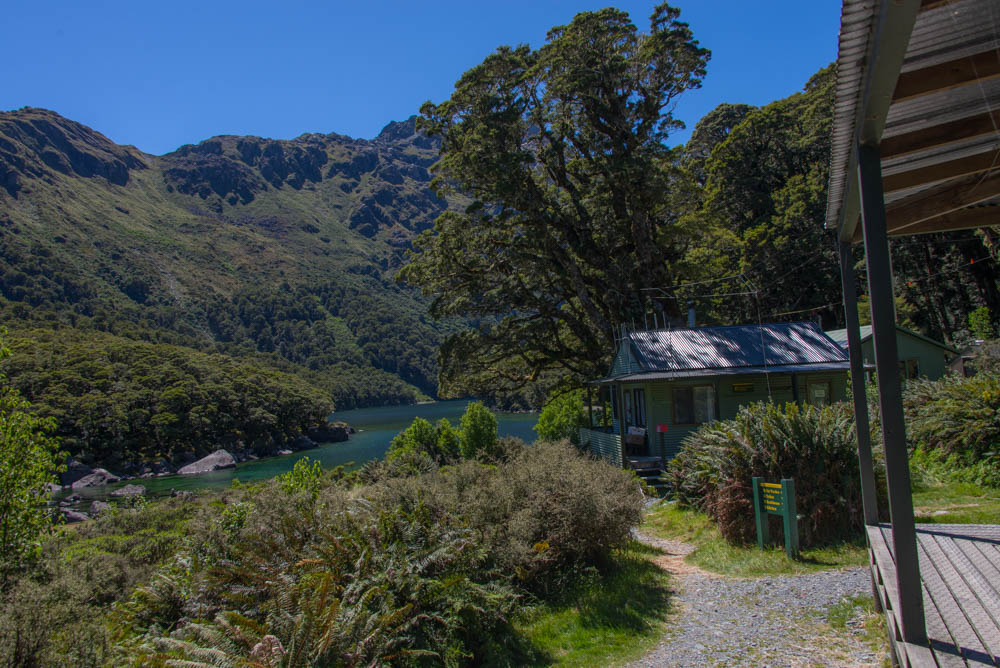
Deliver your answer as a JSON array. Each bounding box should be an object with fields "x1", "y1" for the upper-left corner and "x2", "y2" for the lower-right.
[{"x1": 656, "y1": 424, "x2": 668, "y2": 433}]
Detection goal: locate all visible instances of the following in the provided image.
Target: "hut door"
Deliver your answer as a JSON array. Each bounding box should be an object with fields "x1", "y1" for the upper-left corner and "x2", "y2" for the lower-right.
[{"x1": 634, "y1": 389, "x2": 646, "y2": 428}]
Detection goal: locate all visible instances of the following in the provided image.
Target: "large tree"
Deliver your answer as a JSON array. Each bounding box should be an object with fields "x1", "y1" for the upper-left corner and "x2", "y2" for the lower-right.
[
  {"x1": 694, "y1": 66, "x2": 842, "y2": 327},
  {"x1": 401, "y1": 4, "x2": 710, "y2": 397}
]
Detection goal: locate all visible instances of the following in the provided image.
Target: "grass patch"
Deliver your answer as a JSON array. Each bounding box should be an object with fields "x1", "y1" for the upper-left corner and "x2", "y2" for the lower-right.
[
  {"x1": 489, "y1": 543, "x2": 674, "y2": 667},
  {"x1": 643, "y1": 501, "x2": 868, "y2": 577},
  {"x1": 912, "y1": 476, "x2": 1000, "y2": 524},
  {"x1": 823, "y1": 594, "x2": 891, "y2": 666}
]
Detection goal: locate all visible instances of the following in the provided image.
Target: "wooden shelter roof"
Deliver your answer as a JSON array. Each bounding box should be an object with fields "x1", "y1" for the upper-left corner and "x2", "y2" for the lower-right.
[{"x1": 826, "y1": 0, "x2": 1000, "y2": 243}]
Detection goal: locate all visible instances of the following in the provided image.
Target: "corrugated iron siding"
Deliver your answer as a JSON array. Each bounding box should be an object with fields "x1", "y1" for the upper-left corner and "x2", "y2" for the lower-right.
[
  {"x1": 609, "y1": 342, "x2": 640, "y2": 377},
  {"x1": 627, "y1": 322, "x2": 847, "y2": 372},
  {"x1": 581, "y1": 428, "x2": 622, "y2": 468}
]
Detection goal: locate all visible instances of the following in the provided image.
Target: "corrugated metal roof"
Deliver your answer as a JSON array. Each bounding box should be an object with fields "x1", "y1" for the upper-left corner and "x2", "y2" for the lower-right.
[
  {"x1": 603, "y1": 361, "x2": 854, "y2": 384},
  {"x1": 826, "y1": 325, "x2": 871, "y2": 346},
  {"x1": 825, "y1": 325, "x2": 960, "y2": 353},
  {"x1": 826, "y1": 0, "x2": 1000, "y2": 241},
  {"x1": 826, "y1": 0, "x2": 879, "y2": 240},
  {"x1": 623, "y1": 321, "x2": 847, "y2": 373}
]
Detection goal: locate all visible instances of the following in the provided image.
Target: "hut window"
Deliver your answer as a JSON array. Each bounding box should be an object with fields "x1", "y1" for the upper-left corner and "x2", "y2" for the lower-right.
[
  {"x1": 609, "y1": 386, "x2": 619, "y2": 421},
  {"x1": 898, "y1": 359, "x2": 919, "y2": 380},
  {"x1": 674, "y1": 385, "x2": 716, "y2": 425},
  {"x1": 634, "y1": 389, "x2": 646, "y2": 427},
  {"x1": 807, "y1": 381, "x2": 831, "y2": 406}
]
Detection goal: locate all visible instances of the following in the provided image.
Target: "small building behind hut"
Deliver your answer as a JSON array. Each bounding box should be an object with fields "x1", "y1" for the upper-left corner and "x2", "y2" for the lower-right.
[
  {"x1": 579, "y1": 322, "x2": 852, "y2": 472},
  {"x1": 825, "y1": 325, "x2": 957, "y2": 381}
]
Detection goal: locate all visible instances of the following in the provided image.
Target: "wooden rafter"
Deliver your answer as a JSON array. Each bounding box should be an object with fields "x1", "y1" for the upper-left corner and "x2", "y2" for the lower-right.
[
  {"x1": 892, "y1": 51, "x2": 1000, "y2": 103},
  {"x1": 878, "y1": 168, "x2": 1000, "y2": 236},
  {"x1": 919, "y1": 0, "x2": 962, "y2": 10},
  {"x1": 883, "y1": 149, "x2": 1000, "y2": 192},
  {"x1": 885, "y1": 204, "x2": 1000, "y2": 236},
  {"x1": 880, "y1": 110, "x2": 1000, "y2": 159}
]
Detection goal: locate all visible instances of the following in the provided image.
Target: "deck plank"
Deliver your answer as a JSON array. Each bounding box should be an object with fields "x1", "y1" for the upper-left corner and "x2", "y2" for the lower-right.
[
  {"x1": 917, "y1": 535, "x2": 997, "y2": 666},
  {"x1": 920, "y1": 532, "x2": 1000, "y2": 664},
  {"x1": 934, "y1": 534, "x2": 1000, "y2": 635},
  {"x1": 870, "y1": 526, "x2": 903, "y2": 617},
  {"x1": 953, "y1": 540, "x2": 1000, "y2": 603},
  {"x1": 920, "y1": 583, "x2": 967, "y2": 668},
  {"x1": 870, "y1": 526, "x2": 936, "y2": 667}
]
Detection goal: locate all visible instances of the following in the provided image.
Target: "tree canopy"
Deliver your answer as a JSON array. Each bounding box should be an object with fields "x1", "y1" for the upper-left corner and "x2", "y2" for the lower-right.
[{"x1": 401, "y1": 4, "x2": 710, "y2": 397}]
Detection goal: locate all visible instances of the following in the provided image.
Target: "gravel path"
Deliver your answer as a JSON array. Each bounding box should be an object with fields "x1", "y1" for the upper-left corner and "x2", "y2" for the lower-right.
[{"x1": 627, "y1": 531, "x2": 884, "y2": 667}]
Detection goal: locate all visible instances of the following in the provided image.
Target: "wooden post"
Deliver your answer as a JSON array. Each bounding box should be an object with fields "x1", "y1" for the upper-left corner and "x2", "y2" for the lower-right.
[
  {"x1": 781, "y1": 478, "x2": 799, "y2": 559},
  {"x1": 587, "y1": 385, "x2": 594, "y2": 429},
  {"x1": 752, "y1": 477, "x2": 769, "y2": 548},
  {"x1": 857, "y1": 142, "x2": 926, "y2": 643},
  {"x1": 617, "y1": 383, "x2": 627, "y2": 468},
  {"x1": 839, "y1": 241, "x2": 880, "y2": 527}
]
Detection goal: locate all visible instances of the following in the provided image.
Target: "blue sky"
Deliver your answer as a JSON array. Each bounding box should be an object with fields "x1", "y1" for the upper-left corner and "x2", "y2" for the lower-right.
[{"x1": 2, "y1": 1, "x2": 841, "y2": 155}]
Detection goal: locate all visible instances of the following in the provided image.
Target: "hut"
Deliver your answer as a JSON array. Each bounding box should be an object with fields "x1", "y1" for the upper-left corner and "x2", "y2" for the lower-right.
[
  {"x1": 578, "y1": 322, "x2": 852, "y2": 475},
  {"x1": 825, "y1": 324, "x2": 958, "y2": 380}
]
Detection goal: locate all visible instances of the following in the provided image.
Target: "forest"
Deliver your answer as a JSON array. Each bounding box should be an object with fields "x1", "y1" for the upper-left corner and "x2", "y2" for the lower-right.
[
  {"x1": 404, "y1": 59, "x2": 1000, "y2": 404},
  {"x1": 1, "y1": 328, "x2": 335, "y2": 467}
]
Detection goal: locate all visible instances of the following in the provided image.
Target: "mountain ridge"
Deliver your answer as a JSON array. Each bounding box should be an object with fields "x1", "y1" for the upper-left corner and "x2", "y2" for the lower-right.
[{"x1": 0, "y1": 106, "x2": 456, "y2": 410}]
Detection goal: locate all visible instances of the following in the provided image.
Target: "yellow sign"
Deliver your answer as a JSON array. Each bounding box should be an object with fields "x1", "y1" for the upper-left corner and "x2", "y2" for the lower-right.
[{"x1": 753, "y1": 477, "x2": 800, "y2": 558}]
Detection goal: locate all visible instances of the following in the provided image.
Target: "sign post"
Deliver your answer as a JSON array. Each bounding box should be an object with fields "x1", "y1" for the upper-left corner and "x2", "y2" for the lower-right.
[
  {"x1": 656, "y1": 424, "x2": 668, "y2": 460},
  {"x1": 752, "y1": 477, "x2": 799, "y2": 558}
]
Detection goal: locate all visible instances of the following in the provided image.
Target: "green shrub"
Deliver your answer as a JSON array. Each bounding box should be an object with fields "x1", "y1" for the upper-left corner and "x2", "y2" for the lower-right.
[
  {"x1": 386, "y1": 415, "x2": 463, "y2": 465},
  {"x1": 0, "y1": 328, "x2": 64, "y2": 583},
  {"x1": 370, "y1": 439, "x2": 645, "y2": 591},
  {"x1": 910, "y1": 447, "x2": 1000, "y2": 488},
  {"x1": 120, "y1": 478, "x2": 515, "y2": 667},
  {"x1": 0, "y1": 495, "x2": 199, "y2": 666},
  {"x1": 667, "y1": 401, "x2": 885, "y2": 547},
  {"x1": 534, "y1": 389, "x2": 587, "y2": 445},
  {"x1": 969, "y1": 306, "x2": 995, "y2": 340},
  {"x1": 459, "y1": 401, "x2": 499, "y2": 459},
  {"x1": 277, "y1": 456, "x2": 324, "y2": 499},
  {"x1": 905, "y1": 373, "x2": 1000, "y2": 477},
  {"x1": 385, "y1": 402, "x2": 502, "y2": 467}
]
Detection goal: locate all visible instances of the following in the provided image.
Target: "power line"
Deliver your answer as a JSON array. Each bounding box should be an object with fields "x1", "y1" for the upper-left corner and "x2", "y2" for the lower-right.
[{"x1": 898, "y1": 256, "x2": 994, "y2": 288}]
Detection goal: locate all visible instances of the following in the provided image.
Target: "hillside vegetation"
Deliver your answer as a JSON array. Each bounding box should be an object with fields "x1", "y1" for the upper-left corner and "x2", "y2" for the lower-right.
[
  {"x1": 1, "y1": 328, "x2": 336, "y2": 468},
  {"x1": 0, "y1": 108, "x2": 455, "y2": 410}
]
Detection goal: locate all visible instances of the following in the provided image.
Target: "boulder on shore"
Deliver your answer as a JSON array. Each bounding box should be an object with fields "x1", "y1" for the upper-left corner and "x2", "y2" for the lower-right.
[
  {"x1": 59, "y1": 508, "x2": 89, "y2": 523},
  {"x1": 110, "y1": 484, "x2": 146, "y2": 498},
  {"x1": 71, "y1": 468, "x2": 120, "y2": 489},
  {"x1": 307, "y1": 424, "x2": 350, "y2": 442},
  {"x1": 60, "y1": 459, "x2": 95, "y2": 486},
  {"x1": 89, "y1": 500, "x2": 110, "y2": 516},
  {"x1": 178, "y1": 449, "x2": 236, "y2": 475},
  {"x1": 289, "y1": 435, "x2": 316, "y2": 450},
  {"x1": 59, "y1": 494, "x2": 82, "y2": 506}
]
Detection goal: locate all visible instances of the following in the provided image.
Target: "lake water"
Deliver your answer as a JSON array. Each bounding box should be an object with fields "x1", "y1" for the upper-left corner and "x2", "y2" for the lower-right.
[{"x1": 69, "y1": 401, "x2": 538, "y2": 502}]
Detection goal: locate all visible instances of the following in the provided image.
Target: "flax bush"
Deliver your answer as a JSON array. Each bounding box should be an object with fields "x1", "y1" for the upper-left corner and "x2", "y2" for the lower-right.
[
  {"x1": 905, "y1": 372, "x2": 1000, "y2": 486},
  {"x1": 667, "y1": 401, "x2": 885, "y2": 547}
]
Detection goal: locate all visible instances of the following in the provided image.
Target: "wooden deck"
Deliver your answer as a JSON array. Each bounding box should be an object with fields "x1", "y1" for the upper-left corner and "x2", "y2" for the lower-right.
[{"x1": 868, "y1": 524, "x2": 1000, "y2": 667}]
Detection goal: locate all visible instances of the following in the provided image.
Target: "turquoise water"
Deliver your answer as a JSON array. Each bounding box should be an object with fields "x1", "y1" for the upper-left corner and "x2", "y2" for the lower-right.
[{"x1": 69, "y1": 401, "x2": 538, "y2": 502}]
